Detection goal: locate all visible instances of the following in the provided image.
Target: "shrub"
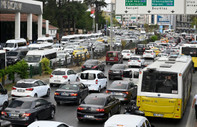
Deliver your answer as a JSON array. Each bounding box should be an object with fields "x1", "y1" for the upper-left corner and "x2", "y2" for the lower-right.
[
  {"x1": 15, "y1": 60, "x2": 29, "y2": 79},
  {"x1": 41, "y1": 58, "x2": 52, "y2": 74},
  {"x1": 150, "y1": 35, "x2": 158, "y2": 42}
]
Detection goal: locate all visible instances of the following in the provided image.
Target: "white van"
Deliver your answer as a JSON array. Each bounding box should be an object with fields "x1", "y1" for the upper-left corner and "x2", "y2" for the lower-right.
[
  {"x1": 104, "y1": 114, "x2": 152, "y2": 127},
  {"x1": 3, "y1": 38, "x2": 27, "y2": 51},
  {"x1": 37, "y1": 37, "x2": 54, "y2": 43},
  {"x1": 0, "y1": 83, "x2": 8, "y2": 111},
  {"x1": 28, "y1": 42, "x2": 53, "y2": 50},
  {"x1": 25, "y1": 49, "x2": 57, "y2": 67}
]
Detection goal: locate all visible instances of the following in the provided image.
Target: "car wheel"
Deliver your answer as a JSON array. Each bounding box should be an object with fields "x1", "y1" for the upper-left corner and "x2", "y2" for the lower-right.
[
  {"x1": 34, "y1": 94, "x2": 38, "y2": 98},
  {"x1": 107, "y1": 112, "x2": 112, "y2": 119},
  {"x1": 50, "y1": 83, "x2": 53, "y2": 87},
  {"x1": 117, "y1": 105, "x2": 121, "y2": 114},
  {"x1": 34, "y1": 117, "x2": 38, "y2": 121},
  {"x1": 98, "y1": 86, "x2": 101, "y2": 93},
  {"x1": 77, "y1": 98, "x2": 82, "y2": 105},
  {"x1": 78, "y1": 118, "x2": 84, "y2": 122},
  {"x1": 2, "y1": 101, "x2": 8, "y2": 110},
  {"x1": 76, "y1": 77, "x2": 79, "y2": 82},
  {"x1": 56, "y1": 101, "x2": 61, "y2": 105},
  {"x1": 102, "y1": 66, "x2": 105, "y2": 71},
  {"x1": 46, "y1": 89, "x2": 50, "y2": 97},
  {"x1": 104, "y1": 82, "x2": 107, "y2": 89},
  {"x1": 68, "y1": 80, "x2": 70, "y2": 84},
  {"x1": 50, "y1": 109, "x2": 55, "y2": 119}
]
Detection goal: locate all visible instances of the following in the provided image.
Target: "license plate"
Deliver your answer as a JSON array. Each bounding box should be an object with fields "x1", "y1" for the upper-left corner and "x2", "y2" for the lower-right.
[
  {"x1": 113, "y1": 71, "x2": 120, "y2": 73},
  {"x1": 153, "y1": 114, "x2": 163, "y2": 117},
  {"x1": 17, "y1": 89, "x2": 25, "y2": 92},
  {"x1": 54, "y1": 80, "x2": 60, "y2": 82},
  {"x1": 61, "y1": 92, "x2": 69, "y2": 96},
  {"x1": 9, "y1": 113, "x2": 19, "y2": 117},
  {"x1": 112, "y1": 92, "x2": 123, "y2": 95},
  {"x1": 84, "y1": 115, "x2": 94, "y2": 118},
  {"x1": 110, "y1": 58, "x2": 114, "y2": 60}
]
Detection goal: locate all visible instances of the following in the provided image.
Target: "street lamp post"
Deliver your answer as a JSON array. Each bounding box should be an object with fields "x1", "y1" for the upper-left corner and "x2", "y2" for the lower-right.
[{"x1": 110, "y1": 2, "x2": 113, "y2": 51}]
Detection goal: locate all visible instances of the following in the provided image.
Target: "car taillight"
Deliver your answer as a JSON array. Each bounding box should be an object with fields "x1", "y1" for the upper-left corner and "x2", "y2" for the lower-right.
[
  {"x1": 96, "y1": 108, "x2": 105, "y2": 112},
  {"x1": 143, "y1": 48, "x2": 145, "y2": 50},
  {"x1": 151, "y1": 53, "x2": 154, "y2": 55},
  {"x1": 96, "y1": 79, "x2": 98, "y2": 84},
  {"x1": 1, "y1": 111, "x2": 7, "y2": 116},
  {"x1": 70, "y1": 93, "x2": 78, "y2": 96},
  {"x1": 77, "y1": 107, "x2": 84, "y2": 110},
  {"x1": 138, "y1": 60, "x2": 141, "y2": 62},
  {"x1": 82, "y1": 66, "x2": 85, "y2": 68},
  {"x1": 108, "y1": 70, "x2": 112, "y2": 73},
  {"x1": 63, "y1": 75, "x2": 68, "y2": 79},
  {"x1": 22, "y1": 113, "x2": 31, "y2": 117},
  {"x1": 92, "y1": 66, "x2": 97, "y2": 69},
  {"x1": 128, "y1": 60, "x2": 131, "y2": 62},
  {"x1": 127, "y1": 54, "x2": 130, "y2": 56},
  {"x1": 50, "y1": 75, "x2": 53, "y2": 78},
  {"x1": 54, "y1": 92, "x2": 60, "y2": 96},
  {"x1": 123, "y1": 92, "x2": 129, "y2": 94},
  {"x1": 106, "y1": 90, "x2": 110, "y2": 93},
  {"x1": 26, "y1": 88, "x2": 34, "y2": 91},
  {"x1": 12, "y1": 87, "x2": 16, "y2": 90}
]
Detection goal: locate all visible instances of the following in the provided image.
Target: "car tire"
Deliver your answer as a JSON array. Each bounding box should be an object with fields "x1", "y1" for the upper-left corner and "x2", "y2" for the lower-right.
[
  {"x1": 50, "y1": 83, "x2": 53, "y2": 87},
  {"x1": 2, "y1": 101, "x2": 8, "y2": 110},
  {"x1": 78, "y1": 118, "x2": 84, "y2": 122},
  {"x1": 34, "y1": 94, "x2": 38, "y2": 98},
  {"x1": 56, "y1": 101, "x2": 61, "y2": 105},
  {"x1": 107, "y1": 112, "x2": 112, "y2": 119},
  {"x1": 117, "y1": 105, "x2": 121, "y2": 114},
  {"x1": 77, "y1": 98, "x2": 82, "y2": 105},
  {"x1": 34, "y1": 117, "x2": 38, "y2": 122},
  {"x1": 46, "y1": 89, "x2": 50, "y2": 97},
  {"x1": 98, "y1": 86, "x2": 101, "y2": 93},
  {"x1": 76, "y1": 77, "x2": 79, "y2": 82},
  {"x1": 102, "y1": 66, "x2": 105, "y2": 71},
  {"x1": 50, "y1": 109, "x2": 55, "y2": 119}
]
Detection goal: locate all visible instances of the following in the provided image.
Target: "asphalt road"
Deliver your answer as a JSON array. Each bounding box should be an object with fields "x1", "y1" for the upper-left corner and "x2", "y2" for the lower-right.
[{"x1": 43, "y1": 59, "x2": 196, "y2": 127}]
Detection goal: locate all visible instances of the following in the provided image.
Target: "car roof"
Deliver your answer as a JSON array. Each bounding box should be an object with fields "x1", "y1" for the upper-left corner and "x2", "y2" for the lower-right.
[
  {"x1": 104, "y1": 114, "x2": 147, "y2": 126},
  {"x1": 81, "y1": 70, "x2": 102, "y2": 73},
  {"x1": 17, "y1": 79, "x2": 38, "y2": 84},
  {"x1": 15, "y1": 97, "x2": 39, "y2": 102},
  {"x1": 112, "y1": 80, "x2": 130, "y2": 84},
  {"x1": 88, "y1": 93, "x2": 110, "y2": 98},
  {"x1": 53, "y1": 68, "x2": 70, "y2": 71},
  {"x1": 28, "y1": 121, "x2": 69, "y2": 127}
]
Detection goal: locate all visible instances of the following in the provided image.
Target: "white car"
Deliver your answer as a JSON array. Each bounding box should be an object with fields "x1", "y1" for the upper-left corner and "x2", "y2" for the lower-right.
[
  {"x1": 128, "y1": 55, "x2": 144, "y2": 67},
  {"x1": 28, "y1": 121, "x2": 73, "y2": 127},
  {"x1": 121, "y1": 50, "x2": 133, "y2": 59},
  {"x1": 104, "y1": 114, "x2": 152, "y2": 127},
  {"x1": 49, "y1": 68, "x2": 78, "y2": 86},
  {"x1": 79, "y1": 70, "x2": 107, "y2": 92},
  {"x1": 11, "y1": 79, "x2": 50, "y2": 98},
  {"x1": 143, "y1": 50, "x2": 156, "y2": 58},
  {"x1": 0, "y1": 83, "x2": 8, "y2": 111}
]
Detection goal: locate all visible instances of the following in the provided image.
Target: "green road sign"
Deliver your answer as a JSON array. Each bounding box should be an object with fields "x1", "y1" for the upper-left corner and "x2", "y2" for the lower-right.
[
  {"x1": 125, "y1": 0, "x2": 147, "y2": 6},
  {"x1": 152, "y1": 0, "x2": 174, "y2": 6}
]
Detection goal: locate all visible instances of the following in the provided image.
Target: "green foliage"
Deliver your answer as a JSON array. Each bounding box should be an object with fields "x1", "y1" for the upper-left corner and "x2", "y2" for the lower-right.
[
  {"x1": 191, "y1": 16, "x2": 197, "y2": 30},
  {"x1": 41, "y1": 58, "x2": 52, "y2": 74},
  {"x1": 150, "y1": 35, "x2": 158, "y2": 42},
  {"x1": 121, "y1": 40, "x2": 127, "y2": 49},
  {"x1": 15, "y1": 60, "x2": 29, "y2": 79}
]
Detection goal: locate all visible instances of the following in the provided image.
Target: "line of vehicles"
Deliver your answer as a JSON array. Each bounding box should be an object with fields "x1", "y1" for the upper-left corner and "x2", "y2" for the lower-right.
[{"x1": 0, "y1": 30, "x2": 196, "y2": 127}]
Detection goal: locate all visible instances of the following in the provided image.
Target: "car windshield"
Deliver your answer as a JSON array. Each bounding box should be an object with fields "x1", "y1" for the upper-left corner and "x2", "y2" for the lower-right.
[
  {"x1": 141, "y1": 71, "x2": 178, "y2": 94},
  {"x1": 52, "y1": 71, "x2": 65, "y2": 75},
  {"x1": 122, "y1": 50, "x2": 130, "y2": 53},
  {"x1": 80, "y1": 73, "x2": 96, "y2": 80},
  {"x1": 60, "y1": 84, "x2": 79, "y2": 90},
  {"x1": 7, "y1": 52, "x2": 18, "y2": 56},
  {"x1": 182, "y1": 47, "x2": 197, "y2": 57},
  {"x1": 130, "y1": 57, "x2": 139, "y2": 60},
  {"x1": 5, "y1": 43, "x2": 14, "y2": 48},
  {"x1": 25, "y1": 55, "x2": 41, "y2": 62},
  {"x1": 8, "y1": 100, "x2": 32, "y2": 109},
  {"x1": 15, "y1": 83, "x2": 33, "y2": 88},
  {"x1": 110, "y1": 82, "x2": 128, "y2": 89},
  {"x1": 107, "y1": 52, "x2": 117, "y2": 57},
  {"x1": 83, "y1": 96, "x2": 105, "y2": 106}
]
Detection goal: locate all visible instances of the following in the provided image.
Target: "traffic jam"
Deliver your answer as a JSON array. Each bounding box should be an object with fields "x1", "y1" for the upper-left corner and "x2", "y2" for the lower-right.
[{"x1": 0, "y1": 30, "x2": 197, "y2": 127}]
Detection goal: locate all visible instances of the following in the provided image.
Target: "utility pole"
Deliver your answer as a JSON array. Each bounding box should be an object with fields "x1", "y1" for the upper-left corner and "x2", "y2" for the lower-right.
[{"x1": 110, "y1": 2, "x2": 113, "y2": 51}]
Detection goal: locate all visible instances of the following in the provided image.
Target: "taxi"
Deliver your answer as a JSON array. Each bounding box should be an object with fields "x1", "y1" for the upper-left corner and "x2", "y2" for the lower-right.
[
  {"x1": 73, "y1": 46, "x2": 88, "y2": 55},
  {"x1": 151, "y1": 47, "x2": 160, "y2": 56}
]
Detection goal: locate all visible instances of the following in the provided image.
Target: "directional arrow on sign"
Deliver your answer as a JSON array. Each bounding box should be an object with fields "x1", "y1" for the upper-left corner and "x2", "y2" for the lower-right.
[
  {"x1": 148, "y1": 10, "x2": 151, "y2": 13},
  {"x1": 171, "y1": 10, "x2": 175, "y2": 13},
  {"x1": 125, "y1": 10, "x2": 128, "y2": 13}
]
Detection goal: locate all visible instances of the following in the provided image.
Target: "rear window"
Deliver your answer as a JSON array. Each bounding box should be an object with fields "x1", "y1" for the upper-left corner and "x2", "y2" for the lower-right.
[
  {"x1": 15, "y1": 83, "x2": 33, "y2": 88},
  {"x1": 122, "y1": 50, "x2": 130, "y2": 53},
  {"x1": 137, "y1": 44, "x2": 144, "y2": 48},
  {"x1": 52, "y1": 71, "x2": 65, "y2": 75},
  {"x1": 130, "y1": 57, "x2": 139, "y2": 60},
  {"x1": 83, "y1": 96, "x2": 105, "y2": 106},
  {"x1": 111, "y1": 65, "x2": 125, "y2": 70},
  {"x1": 80, "y1": 73, "x2": 96, "y2": 80},
  {"x1": 85, "y1": 60, "x2": 98, "y2": 64},
  {"x1": 107, "y1": 52, "x2": 117, "y2": 57},
  {"x1": 7, "y1": 52, "x2": 18, "y2": 56},
  {"x1": 60, "y1": 84, "x2": 79, "y2": 90},
  {"x1": 8, "y1": 100, "x2": 32, "y2": 109},
  {"x1": 110, "y1": 82, "x2": 128, "y2": 89},
  {"x1": 145, "y1": 51, "x2": 152, "y2": 53}
]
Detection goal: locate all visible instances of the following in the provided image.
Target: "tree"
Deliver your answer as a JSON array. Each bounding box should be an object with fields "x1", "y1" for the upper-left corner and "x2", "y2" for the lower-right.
[{"x1": 191, "y1": 16, "x2": 197, "y2": 30}]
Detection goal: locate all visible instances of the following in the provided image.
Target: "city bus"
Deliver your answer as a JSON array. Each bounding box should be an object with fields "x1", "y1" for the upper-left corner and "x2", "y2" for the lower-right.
[
  {"x1": 137, "y1": 55, "x2": 193, "y2": 119},
  {"x1": 180, "y1": 43, "x2": 197, "y2": 67}
]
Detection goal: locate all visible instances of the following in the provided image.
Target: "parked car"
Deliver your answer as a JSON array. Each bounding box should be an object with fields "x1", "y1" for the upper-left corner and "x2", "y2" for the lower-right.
[
  {"x1": 106, "y1": 51, "x2": 123, "y2": 65},
  {"x1": 1, "y1": 97, "x2": 55, "y2": 126},
  {"x1": 135, "y1": 44, "x2": 146, "y2": 55},
  {"x1": 6, "y1": 49, "x2": 28, "y2": 65},
  {"x1": 106, "y1": 81, "x2": 137, "y2": 102},
  {"x1": 108, "y1": 64, "x2": 127, "y2": 80},
  {"x1": 49, "y1": 68, "x2": 78, "y2": 87},
  {"x1": 142, "y1": 50, "x2": 156, "y2": 59},
  {"x1": 121, "y1": 50, "x2": 133, "y2": 59},
  {"x1": 0, "y1": 83, "x2": 8, "y2": 111},
  {"x1": 11, "y1": 79, "x2": 50, "y2": 98},
  {"x1": 54, "y1": 82, "x2": 89, "y2": 105},
  {"x1": 28, "y1": 121, "x2": 73, "y2": 127},
  {"x1": 79, "y1": 70, "x2": 107, "y2": 92},
  {"x1": 81, "y1": 59, "x2": 105, "y2": 71},
  {"x1": 104, "y1": 114, "x2": 153, "y2": 127},
  {"x1": 128, "y1": 55, "x2": 145, "y2": 68},
  {"x1": 77, "y1": 93, "x2": 121, "y2": 122}
]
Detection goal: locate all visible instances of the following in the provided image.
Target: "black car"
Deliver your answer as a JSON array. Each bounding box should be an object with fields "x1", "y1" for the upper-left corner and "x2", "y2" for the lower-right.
[
  {"x1": 6, "y1": 49, "x2": 28, "y2": 65},
  {"x1": 1, "y1": 97, "x2": 55, "y2": 126},
  {"x1": 82, "y1": 59, "x2": 105, "y2": 71},
  {"x1": 108, "y1": 64, "x2": 127, "y2": 80},
  {"x1": 135, "y1": 44, "x2": 146, "y2": 55},
  {"x1": 54, "y1": 82, "x2": 89, "y2": 105},
  {"x1": 77, "y1": 93, "x2": 121, "y2": 121},
  {"x1": 106, "y1": 81, "x2": 137, "y2": 102}
]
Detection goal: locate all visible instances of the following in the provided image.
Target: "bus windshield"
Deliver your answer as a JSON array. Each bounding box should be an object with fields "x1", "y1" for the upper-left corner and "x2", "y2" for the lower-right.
[
  {"x1": 141, "y1": 71, "x2": 178, "y2": 94},
  {"x1": 25, "y1": 55, "x2": 41, "y2": 62},
  {"x1": 182, "y1": 47, "x2": 197, "y2": 57}
]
